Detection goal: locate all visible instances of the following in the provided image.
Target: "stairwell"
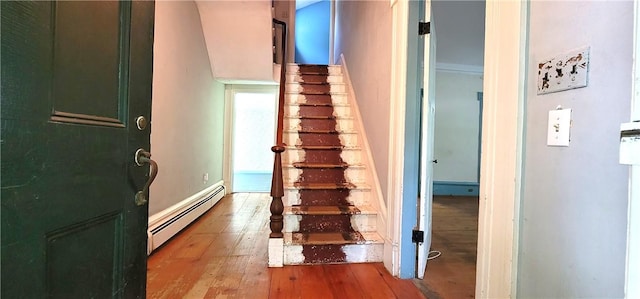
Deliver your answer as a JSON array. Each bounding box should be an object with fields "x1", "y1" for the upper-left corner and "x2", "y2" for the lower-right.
[{"x1": 280, "y1": 64, "x2": 384, "y2": 265}]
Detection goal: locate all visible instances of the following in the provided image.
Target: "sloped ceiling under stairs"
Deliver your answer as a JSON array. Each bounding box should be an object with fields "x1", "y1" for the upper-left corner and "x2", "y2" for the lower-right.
[{"x1": 196, "y1": 0, "x2": 276, "y2": 84}]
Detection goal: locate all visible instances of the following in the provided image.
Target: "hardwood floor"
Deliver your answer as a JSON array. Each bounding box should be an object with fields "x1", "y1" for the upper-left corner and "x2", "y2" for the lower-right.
[
  {"x1": 413, "y1": 196, "x2": 478, "y2": 299},
  {"x1": 147, "y1": 193, "x2": 425, "y2": 298}
]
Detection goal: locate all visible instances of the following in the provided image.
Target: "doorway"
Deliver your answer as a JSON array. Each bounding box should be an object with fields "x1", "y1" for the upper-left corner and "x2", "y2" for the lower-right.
[
  {"x1": 417, "y1": 0, "x2": 485, "y2": 287},
  {"x1": 229, "y1": 86, "x2": 278, "y2": 192}
]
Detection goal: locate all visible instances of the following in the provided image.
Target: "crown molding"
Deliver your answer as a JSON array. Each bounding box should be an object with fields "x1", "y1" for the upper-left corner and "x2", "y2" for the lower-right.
[{"x1": 436, "y1": 62, "x2": 484, "y2": 75}]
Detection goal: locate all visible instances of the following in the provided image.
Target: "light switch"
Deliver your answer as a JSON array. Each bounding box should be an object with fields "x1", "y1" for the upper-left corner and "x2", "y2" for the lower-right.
[
  {"x1": 620, "y1": 121, "x2": 640, "y2": 165},
  {"x1": 547, "y1": 109, "x2": 572, "y2": 146}
]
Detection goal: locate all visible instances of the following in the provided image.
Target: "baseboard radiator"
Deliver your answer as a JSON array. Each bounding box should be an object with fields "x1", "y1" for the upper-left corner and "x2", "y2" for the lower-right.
[{"x1": 147, "y1": 184, "x2": 226, "y2": 254}]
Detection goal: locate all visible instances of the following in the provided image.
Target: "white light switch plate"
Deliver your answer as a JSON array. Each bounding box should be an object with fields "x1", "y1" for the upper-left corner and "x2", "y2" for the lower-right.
[
  {"x1": 537, "y1": 47, "x2": 589, "y2": 95},
  {"x1": 547, "y1": 109, "x2": 572, "y2": 146},
  {"x1": 620, "y1": 121, "x2": 640, "y2": 165}
]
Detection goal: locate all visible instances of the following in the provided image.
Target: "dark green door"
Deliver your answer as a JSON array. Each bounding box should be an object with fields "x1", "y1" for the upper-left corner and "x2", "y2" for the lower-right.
[{"x1": 1, "y1": 1, "x2": 155, "y2": 298}]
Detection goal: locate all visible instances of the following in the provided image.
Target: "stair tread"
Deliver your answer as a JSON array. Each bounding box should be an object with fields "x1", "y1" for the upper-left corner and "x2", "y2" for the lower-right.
[
  {"x1": 286, "y1": 102, "x2": 349, "y2": 107},
  {"x1": 286, "y1": 145, "x2": 360, "y2": 150},
  {"x1": 285, "y1": 115, "x2": 338, "y2": 120},
  {"x1": 285, "y1": 182, "x2": 370, "y2": 190},
  {"x1": 299, "y1": 91, "x2": 332, "y2": 96},
  {"x1": 297, "y1": 129, "x2": 339, "y2": 134},
  {"x1": 295, "y1": 103, "x2": 335, "y2": 107},
  {"x1": 285, "y1": 205, "x2": 376, "y2": 215},
  {"x1": 284, "y1": 163, "x2": 364, "y2": 169},
  {"x1": 292, "y1": 162, "x2": 349, "y2": 168},
  {"x1": 292, "y1": 182, "x2": 357, "y2": 190},
  {"x1": 285, "y1": 129, "x2": 357, "y2": 134},
  {"x1": 287, "y1": 82, "x2": 344, "y2": 86},
  {"x1": 292, "y1": 82, "x2": 332, "y2": 86},
  {"x1": 285, "y1": 116, "x2": 353, "y2": 121},
  {"x1": 284, "y1": 231, "x2": 383, "y2": 246}
]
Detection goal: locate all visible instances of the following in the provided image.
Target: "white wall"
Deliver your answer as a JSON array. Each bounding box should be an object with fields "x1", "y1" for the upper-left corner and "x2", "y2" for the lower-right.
[
  {"x1": 433, "y1": 71, "x2": 483, "y2": 182},
  {"x1": 518, "y1": 1, "x2": 632, "y2": 297},
  {"x1": 150, "y1": 1, "x2": 225, "y2": 216},
  {"x1": 196, "y1": 1, "x2": 274, "y2": 83},
  {"x1": 334, "y1": 0, "x2": 392, "y2": 199}
]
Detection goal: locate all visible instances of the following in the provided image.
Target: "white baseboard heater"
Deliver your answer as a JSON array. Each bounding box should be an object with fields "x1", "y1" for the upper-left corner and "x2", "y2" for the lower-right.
[{"x1": 147, "y1": 183, "x2": 226, "y2": 254}]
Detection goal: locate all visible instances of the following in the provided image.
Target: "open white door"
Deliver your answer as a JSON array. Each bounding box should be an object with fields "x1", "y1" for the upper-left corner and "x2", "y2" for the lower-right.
[{"x1": 417, "y1": 0, "x2": 437, "y2": 279}]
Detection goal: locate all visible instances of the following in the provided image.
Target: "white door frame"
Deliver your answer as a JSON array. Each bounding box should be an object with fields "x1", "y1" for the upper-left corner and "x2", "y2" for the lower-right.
[
  {"x1": 388, "y1": 0, "x2": 410, "y2": 277},
  {"x1": 625, "y1": 1, "x2": 640, "y2": 297},
  {"x1": 222, "y1": 84, "x2": 279, "y2": 193},
  {"x1": 476, "y1": 1, "x2": 528, "y2": 297},
  {"x1": 387, "y1": 0, "x2": 529, "y2": 295}
]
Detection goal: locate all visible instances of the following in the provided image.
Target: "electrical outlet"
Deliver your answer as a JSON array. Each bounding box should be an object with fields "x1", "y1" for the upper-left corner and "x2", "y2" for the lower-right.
[
  {"x1": 203, "y1": 173, "x2": 209, "y2": 183},
  {"x1": 537, "y1": 47, "x2": 589, "y2": 95}
]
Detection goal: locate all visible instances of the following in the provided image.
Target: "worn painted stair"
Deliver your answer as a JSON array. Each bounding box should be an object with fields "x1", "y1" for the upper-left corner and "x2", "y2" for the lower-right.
[{"x1": 279, "y1": 64, "x2": 384, "y2": 265}]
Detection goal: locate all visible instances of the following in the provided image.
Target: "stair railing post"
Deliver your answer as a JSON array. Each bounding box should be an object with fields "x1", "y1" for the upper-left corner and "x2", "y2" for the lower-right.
[
  {"x1": 270, "y1": 145, "x2": 285, "y2": 238},
  {"x1": 270, "y1": 18, "x2": 287, "y2": 239}
]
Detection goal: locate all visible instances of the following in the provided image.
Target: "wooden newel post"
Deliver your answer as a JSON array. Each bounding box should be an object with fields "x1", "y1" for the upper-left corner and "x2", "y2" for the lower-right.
[{"x1": 270, "y1": 144, "x2": 286, "y2": 238}]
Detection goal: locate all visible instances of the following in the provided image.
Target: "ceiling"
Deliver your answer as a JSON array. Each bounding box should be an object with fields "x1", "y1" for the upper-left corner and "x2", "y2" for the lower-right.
[{"x1": 431, "y1": 0, "x2": 486, "y2": 67}]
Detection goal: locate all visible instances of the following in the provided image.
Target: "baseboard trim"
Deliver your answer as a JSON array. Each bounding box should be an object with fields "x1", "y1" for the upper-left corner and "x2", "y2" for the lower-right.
[
  {"x1": 147, "y1": 181, "x2": 226, "y2": 254},
  {"x1": 433, "y1": 181, "x2": 479, "y2": 196}
]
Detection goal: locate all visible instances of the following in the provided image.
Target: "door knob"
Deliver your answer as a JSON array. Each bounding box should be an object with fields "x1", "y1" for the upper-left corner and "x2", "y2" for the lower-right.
[
  {"x1": 134, "y1": 149, "x2": 158, "y2": 206},
  {"x1": 432, "y1": 159, "x2": 438, "y2": 164}
]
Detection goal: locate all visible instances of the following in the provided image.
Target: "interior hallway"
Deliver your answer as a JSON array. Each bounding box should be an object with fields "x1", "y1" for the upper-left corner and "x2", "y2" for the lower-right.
[
  {"x1": 414, "y1": 196, "x2": 478, "y2": 299},
  {"x1": 147, "y1": 193, "x2": 425, "y2": 298}
]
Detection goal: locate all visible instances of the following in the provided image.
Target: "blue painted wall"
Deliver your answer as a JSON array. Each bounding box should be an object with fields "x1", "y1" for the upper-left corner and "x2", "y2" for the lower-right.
[{"x1": 295, "y1": 1, "x2": 330, "y2": 65}]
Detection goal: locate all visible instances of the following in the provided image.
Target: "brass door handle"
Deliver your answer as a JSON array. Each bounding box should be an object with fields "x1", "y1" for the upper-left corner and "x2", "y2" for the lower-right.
[{"x1": 134, "y1": 149, "x2": 158, "y2": 206}]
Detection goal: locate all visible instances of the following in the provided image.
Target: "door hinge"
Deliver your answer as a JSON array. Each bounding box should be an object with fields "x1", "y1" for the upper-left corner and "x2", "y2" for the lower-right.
[
  {"x1": 412, "y1": 229, "x2": 424, "y2": 243},
  {"x1": 418, "y1": 22, "x2": 430, "y2": 35}
]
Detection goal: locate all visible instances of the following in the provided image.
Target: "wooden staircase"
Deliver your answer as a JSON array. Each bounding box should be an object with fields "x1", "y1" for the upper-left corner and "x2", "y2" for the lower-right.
[{"x1": 280, "y1": 64, "x2": 383, "y2": 265}]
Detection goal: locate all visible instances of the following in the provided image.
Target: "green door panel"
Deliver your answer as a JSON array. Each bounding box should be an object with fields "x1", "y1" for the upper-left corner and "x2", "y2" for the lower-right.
[
  {"x1": 1, "y1": 1, "x2": 155, "y2": 298},
  {"x1": 52, "y1": 2, "x2": 126, "y2": 123}
]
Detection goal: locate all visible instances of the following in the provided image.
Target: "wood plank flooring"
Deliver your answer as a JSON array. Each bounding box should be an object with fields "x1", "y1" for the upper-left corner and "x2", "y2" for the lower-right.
[
  {"x1": 413, "y1": 195, "x2": 478, "y2": 299},
  {"x1": 147, "y1": 193, "x2": 425, "y2": 299}
]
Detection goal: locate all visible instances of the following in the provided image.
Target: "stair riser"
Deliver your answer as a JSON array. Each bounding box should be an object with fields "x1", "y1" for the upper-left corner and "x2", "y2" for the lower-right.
[
  {"x1": 284, "y1": 189, "x2": 371, "y2": 206},
  {"x1": 286, "y1": 65, "x2": 342, "y2": 74},
  {"x1": 285, "y1": 118, "x2": 354, "y2": 132},
  {"x1": 286, "y1": 94, "x2": 348, "y2": 105},
  {"x1": 286, "y1": 83, "x2": 346, "y2": 94},
  {"x1": 284, "y1": 214, "x2": 377, "y2": 233},
  {"x1": 286, "y1": 149, "x2": 344, "y2": 164},
  {"x1": 284, "y1": 168, "x2": 365, "y2": 184},
  {"x1": 284, "y1": 132, "x2": 358, "y2": 147},
  {"x1": 294, "y1": 168, "x2": 347, "y2": 184},
  {"x1": 284, "y1": 149, "x2": 363, "y2": 165},
  {"x1": 286, "y1": 105, "x2": 351, "y2": 118},
  {"x1": 283, "y1": 243, "x2": 383, "y2": 265},
  {"x1": 287, "y1": 74, "x2": 343, "y2": 83}
]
